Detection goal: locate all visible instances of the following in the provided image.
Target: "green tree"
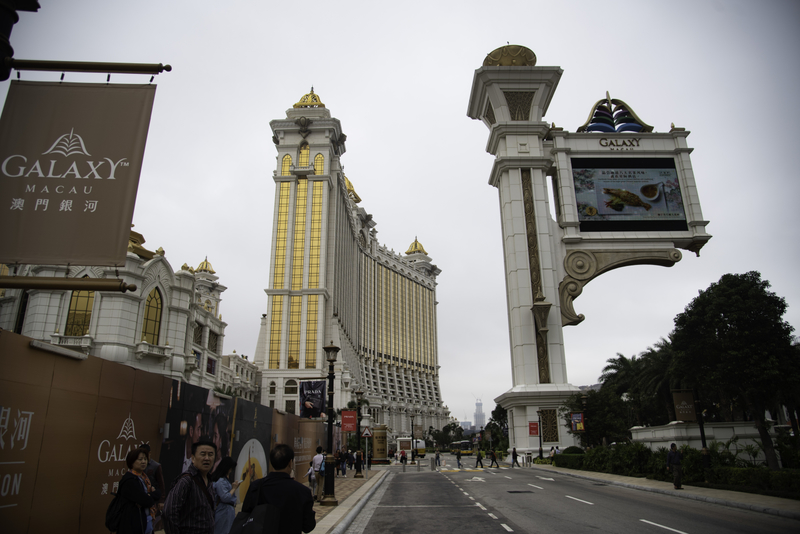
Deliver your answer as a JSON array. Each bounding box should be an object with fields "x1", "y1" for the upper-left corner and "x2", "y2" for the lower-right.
[
  {"x1": 560, "y1": 388, "x2": 631, "y2": 447},
  {"x1": 670, "y1": 271, "x2": 796, "y2": 470}
]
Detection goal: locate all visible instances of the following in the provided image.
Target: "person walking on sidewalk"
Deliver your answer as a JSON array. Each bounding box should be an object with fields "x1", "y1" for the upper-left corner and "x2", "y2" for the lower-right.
[
  {"x1": 667, "y1": 443, "x2": 683, "y2": 490},
  {"x1": 488, "y1": 449, "x2": 499, "y2": 468},
  {"x1": 475, "y1": 449, "x2": 484, "y2": 468},
  {"x1": 435, "y1": 449, "x2": 440, "y2": 467},
  {"x1": 456, "y1": 449, "x2": 462, "y2": 469},
  {"x1": 312, "y1": 446, "x2": 325, "y2": 502},
  {"x1": 511, "y1": 448, "x2": 521, "y2": 468}
]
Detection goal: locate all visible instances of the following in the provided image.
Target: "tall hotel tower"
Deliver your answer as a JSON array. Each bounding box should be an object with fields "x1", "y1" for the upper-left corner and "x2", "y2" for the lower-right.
[{"x1": 254, "y1": 90, "x2": 450, "y2": 441}]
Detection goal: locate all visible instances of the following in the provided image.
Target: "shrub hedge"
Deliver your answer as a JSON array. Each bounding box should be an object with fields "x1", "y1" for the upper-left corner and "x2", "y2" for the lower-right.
[{"x1": 550, "y1": 442, "x2": 800, "y2": 497}]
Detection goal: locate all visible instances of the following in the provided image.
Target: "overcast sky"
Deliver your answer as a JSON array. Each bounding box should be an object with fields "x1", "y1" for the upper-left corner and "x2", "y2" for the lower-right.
[{"x1": 5, "y1": 0, "x2": 799, "y2": 425}]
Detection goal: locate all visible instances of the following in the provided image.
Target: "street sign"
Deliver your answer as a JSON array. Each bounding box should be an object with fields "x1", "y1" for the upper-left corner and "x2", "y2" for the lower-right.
[{"x1": 361, "y1": 427, "x2": 373, "y2": 438}]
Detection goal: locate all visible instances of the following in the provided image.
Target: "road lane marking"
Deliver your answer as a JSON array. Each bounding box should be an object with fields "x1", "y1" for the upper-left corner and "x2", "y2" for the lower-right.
[
  {"x1": 565, "y1": 495, "x2": 594, "y2": 505},
  {"x1": 528, "y1": 484, "x2": 543, "y2": 489},
  {"x1": 476, "y1": 503, "x2": 487, "y2": 510},
  {"x1": 504, "y1": 476, "x2": 512, "y2": 479},
  {"x1": 463, "y1": 492, "x2": 469, "y2": 495},
  {"x1": 501, "y1": 524, "x2": 514, "y2": 531},
  {"x1": 536, "y1": 476, "x2": 554, "y2": 481},
  {"x1": 640, "y1": 519, "x2": 688, "y2": 534},
  {"x1": 469, "y1": 497, "x2": 475, "y2": 500},
  {"x1": 488, "y1": 513, "x2": 498, "y2": 519}
]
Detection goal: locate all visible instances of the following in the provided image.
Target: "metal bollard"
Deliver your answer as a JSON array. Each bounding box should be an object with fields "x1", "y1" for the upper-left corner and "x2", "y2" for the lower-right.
[
  {"x1": 402, "y1": 461, "x2": 406, "y2": 473},
  {"x1": 417, "y1": 458, "x2": 420, "y2": 471},
  {"x1": 430, "y1": 457, "x2": 435, "y2": 471}
]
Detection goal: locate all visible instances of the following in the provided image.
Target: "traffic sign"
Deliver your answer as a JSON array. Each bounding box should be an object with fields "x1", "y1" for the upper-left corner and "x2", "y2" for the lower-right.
[{"x1": 361, "y1": 427, "x2": 373, "y2": 438}]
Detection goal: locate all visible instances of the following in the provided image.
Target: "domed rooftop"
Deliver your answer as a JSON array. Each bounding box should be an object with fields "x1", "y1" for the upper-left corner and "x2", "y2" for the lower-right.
[
  {"x1": 293, "y1": 87, "x2": 326, "y2": 109},
  {"x1": 196, "y1": 256, "x2": 216, "y2": 274},
  {"x1": 483, "y1": 45, "x2": 537, "y2": 67},
  {"x1": 405, "y1": 237, "x2": 428, "y2": 255}
]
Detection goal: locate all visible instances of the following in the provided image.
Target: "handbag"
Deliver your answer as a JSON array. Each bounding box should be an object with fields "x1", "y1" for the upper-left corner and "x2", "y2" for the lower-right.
[{"x1": 229, "y1": 502, "x2": 281, "y2": 534}]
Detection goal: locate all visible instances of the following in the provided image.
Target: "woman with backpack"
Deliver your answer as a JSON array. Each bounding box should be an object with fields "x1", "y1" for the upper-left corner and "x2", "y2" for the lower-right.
[
  {"x1": 211, "y1": 457, "x2": 240, "y2": 534},
  {"x1": 113, "y1": 448, "x2": 160, "y2": 534}
]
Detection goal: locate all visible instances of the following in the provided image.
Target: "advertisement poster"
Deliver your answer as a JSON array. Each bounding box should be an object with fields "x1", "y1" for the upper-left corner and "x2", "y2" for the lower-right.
[
  {"x1": 571, "y1": 158, "x2": 687, "y2": 231},
  {"x1": 159, "y1": 382, "x2": 235, "y2": 491},
  {"x1": 299, "y1": 380, "x2": 326, "y2": 418},
  {"x1": 528, "y1": 422, "x2": 539, "y2": 437},
  {"x1": 571, "y1": 413, "x2": 585, "y2": 432},
  {"x1": 672, "y1": 391, "x2": 697, "y2": 422}
]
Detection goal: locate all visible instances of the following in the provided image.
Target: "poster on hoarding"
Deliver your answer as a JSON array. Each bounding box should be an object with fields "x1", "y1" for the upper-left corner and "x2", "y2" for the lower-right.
[{"x1": 571, "y1": 158, "x2": 688, "y2": 232}]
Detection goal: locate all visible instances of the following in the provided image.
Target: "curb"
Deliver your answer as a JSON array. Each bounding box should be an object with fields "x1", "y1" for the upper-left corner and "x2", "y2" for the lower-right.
[
  {"x1": 330, "y1": 470, "x2": 390, "y2": 534},
  {"x1": 528, "y1": 465, "x2": 800, "y2": 521}
]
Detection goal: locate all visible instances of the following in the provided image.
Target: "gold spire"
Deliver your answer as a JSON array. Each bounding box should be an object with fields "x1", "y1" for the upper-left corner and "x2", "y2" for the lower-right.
[
  {"x1": 196, "y1": 256, "x2": 216, "y2": 274},
  {"x1": 405, "y1": 237, "x2": 428, "y2": 255},
  {"x1": 293, "y1": 87, "x2": 325, "y2": 108},
  {"x1": 483, "y1": 45, "x2": 537, "y2": 67}
]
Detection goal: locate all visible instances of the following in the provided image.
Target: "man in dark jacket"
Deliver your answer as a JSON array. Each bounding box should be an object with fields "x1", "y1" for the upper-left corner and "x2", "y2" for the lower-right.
[
  {"x1": 163, "y1": 439, "x2": 217, "y2": 534},
  {"x1": 242, "y1": 443, "x2": 316, "y2": 534},
  {"x1": 666, "y1": 443, "x2": 683, "y2": 490}
]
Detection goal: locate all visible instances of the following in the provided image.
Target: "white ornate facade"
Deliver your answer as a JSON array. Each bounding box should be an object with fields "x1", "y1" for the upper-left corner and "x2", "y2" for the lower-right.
[
  {"x1": 0, "y1": 232, "x2": 256, "y2": 395},
  {"x1": 254, "y1": 91, "x2": 450, "y2": 441}
]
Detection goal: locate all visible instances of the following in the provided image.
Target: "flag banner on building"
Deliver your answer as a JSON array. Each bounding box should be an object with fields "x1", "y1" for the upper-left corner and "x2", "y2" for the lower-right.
[
  {"x1": 529, "y1": 421, "x2": 539, "y2": 436},
  {"x1": 0, "y1": 81, "x2": 156, "y2": 266},
  {"x1": 299, "y1": 380, "x2": 326, "y2": 418},
  {"x1": 672, "y1": 390, "x2": 697, "y2": 422},
  {"x1": 571, "y1": 412, "x2": 585, "y2": 432},
  {"x1": 341, "y1": 410, "x2": 357, "y2": 432}
]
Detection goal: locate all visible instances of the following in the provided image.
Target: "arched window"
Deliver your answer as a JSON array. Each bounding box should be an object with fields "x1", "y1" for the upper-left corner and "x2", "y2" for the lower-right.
[
  {"x1": 281, "y1": 154, "x2": 292, "y2": 175},
  {"x1": 314, "y1": 154, "x2": 324, "y2": 175},
  {"x1": 141, "y1": 287, "x2": 163, "y2": 344},
  {"x1": 64, "y1": 276, "x2": 94, "y2": 336},
  {"x1": 284, "y1": 379, "x2": 298, "y2": 395},
  {"x1": 269, "y1": 381, "x2": 277, "y2": 395},
  {"x1": 298, "y1": 144, "x2": 310, "y2": 167}
]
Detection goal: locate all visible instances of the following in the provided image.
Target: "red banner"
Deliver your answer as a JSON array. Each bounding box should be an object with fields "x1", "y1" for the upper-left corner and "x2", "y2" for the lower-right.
[
  {"x1": 529, "y1": 422, "x2": 539, "y2": 436},
  {"x1": 341, "y1": 410, "x2": 357, "y2": 432}
]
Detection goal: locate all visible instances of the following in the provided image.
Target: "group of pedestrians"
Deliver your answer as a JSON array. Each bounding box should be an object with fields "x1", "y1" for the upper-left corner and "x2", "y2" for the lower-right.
[{"x1": 112, "y1": 439, "x2": 316, "y2": 534}]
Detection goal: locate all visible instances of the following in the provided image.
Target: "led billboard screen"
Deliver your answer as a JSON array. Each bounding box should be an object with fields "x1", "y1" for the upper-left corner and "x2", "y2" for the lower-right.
[{"x1": 571, "y1": 158, "x2": 688, "y2": 232}]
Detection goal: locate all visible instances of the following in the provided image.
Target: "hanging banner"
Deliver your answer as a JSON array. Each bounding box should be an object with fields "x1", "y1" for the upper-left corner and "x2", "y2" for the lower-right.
[
  {"x1": 0, "y1": 81, "x2": 156, "y2": 266},
  {"x1": 529, "y1": 422, "x2": 539, "y2": 437},
  {"x1": 341, "y1": 410, "x2": 357, "y2": 432},
  {"x1": 299, "y1": 380, "x2": 326, "y2": 418},
  {"x1": 571, "y1": 412, "x2": 585, "y2": 432}
]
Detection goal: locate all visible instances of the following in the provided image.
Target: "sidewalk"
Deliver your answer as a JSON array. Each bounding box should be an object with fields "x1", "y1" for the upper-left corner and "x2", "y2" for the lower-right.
[{"x1": 522, "y1": 462, "x2": 800, "y2": 520}]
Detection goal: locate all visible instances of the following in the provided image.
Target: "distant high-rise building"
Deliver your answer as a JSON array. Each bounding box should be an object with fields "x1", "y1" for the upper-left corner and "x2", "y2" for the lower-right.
[
  {"x1": 474, "y1": 399, "x2": 485, "y2": 428},
  {"x1": 459, "y1": 421, "x2": 472, "y2": 431}
]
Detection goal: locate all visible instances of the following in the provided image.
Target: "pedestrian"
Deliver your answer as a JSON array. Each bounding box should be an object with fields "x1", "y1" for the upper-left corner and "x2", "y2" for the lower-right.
[
  {"x1": 139, "y1": 444, "x2": 166, "y2": 529},
  {"x1": 475, "y1": 449, "x2": 484, "y2": 468},
  {"x1": 210, "y1": 457, "x2": 240, "y2": 534},
  {"x1": 667, "y1": 443, "x2": 683, "y2": 490},
  {"x1": 549, "y1": 447, "x2": 555, "y2": 464},
  {"x1": 368, "y1": 451, "x2": 373, "y2": 469},
  {"x1": 163, "y1": 439, "x2": 217, "y2": 534},
  {"x1": 435, "y1": 449, "x2": 440, "y2": 467},
  {"x1": 116, "y1": 447, "x2": 160, "y2": 534},
  {"x1": 555, "y1": 446, "x2": 561, "y2": 455},
  {"x1": 339, "y1": 449, "x2": 348, "y2": 477},
  {"x1": 312, "y1": 446, "x2": 325, "y2": 502},
  {"x1": 456, "y1": 449, "x2": 462, "y2": 469},
  {"x1": 241, "y1": 443, "x2": 316, "y2": 534},
  {"x1": 333, "y1": 449, "x2": 341, "y2": 477},
  {"x1": 355, "y1": 449, "x2": 363, "y2": 475},
  {"x1": 400, "y1": 450, "x2": 407, "y2": 465},
  {"x1": 347, "y1": 449, "x2": 354, "y2": 471},
  {"x1": 488, "y1": 449, "x2": 499, "y2": 468},
  {"x1": 303, "y1": 461, "x2": 316, "y2": 495},
  {"x1": 512, "y1": 448, "x2": 521, "y2": 468}
]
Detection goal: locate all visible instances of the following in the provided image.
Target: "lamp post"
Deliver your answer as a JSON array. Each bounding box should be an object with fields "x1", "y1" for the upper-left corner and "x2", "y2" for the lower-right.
[
  {"x1": 536, "y1": 410, "x2": 543, "y2": 460},
  {"x1": 581, "y1": 394, "x2": 588, "y2": 446},
  {"x1": 355, "y1": 388, "x2": 364, "y2": 478},
  {"x1": 320, "y1": 341, "x2": 339, "y2": 506},
  {"x1": 410, "y1": 413, "x2": 416, "y2": 464}
]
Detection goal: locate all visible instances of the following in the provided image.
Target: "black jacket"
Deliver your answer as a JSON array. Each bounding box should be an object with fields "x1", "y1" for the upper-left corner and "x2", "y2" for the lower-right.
[
  {"x1": 242, "y1": 472, "x2": 316, "y2": 534},
  {"x1": 117, "y1": 471, "x2": 158, "y2": 534}
]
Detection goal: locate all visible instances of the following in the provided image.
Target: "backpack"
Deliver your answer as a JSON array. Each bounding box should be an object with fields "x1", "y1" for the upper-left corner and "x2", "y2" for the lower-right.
[
  {"x1": 319, "y1": 457, "x2": 325, "y2": 475},
  {"x1": 105, "y1": 491, "x2": 126, "y2": 532}
]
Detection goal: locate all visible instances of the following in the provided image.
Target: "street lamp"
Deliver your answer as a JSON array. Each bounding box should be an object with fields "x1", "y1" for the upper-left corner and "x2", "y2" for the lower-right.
[
  {"x1": 536, "y1": 410, "x2": 543, "y2": 460},
  {"x1": 355, "y1": 388, "x2": 364, "y2": 478},
  {"x1": 320, "y1": 341, "x2": 339, "y2": 507},
  {"x1": 410, "y1": 413, "x2": 416, "y2": 464}
]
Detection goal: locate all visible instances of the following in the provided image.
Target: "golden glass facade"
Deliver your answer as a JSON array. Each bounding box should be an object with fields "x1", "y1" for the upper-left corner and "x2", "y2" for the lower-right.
[
  {"x1": 273, "y1": 183, "x2": 290, "y2": 289},
  {"x1": 314, "y1": 154, "x2": 324, "y2": 175},
  {"x1": 305, "y1": 295, "x2": 318, "y2": 369},
  {"x1": 287, "y1": 295, "x2": 302, "y2": 369},
  {"x1": 268, "y1": 295, "x2": 283, "y2": 369},
  {"x1": 291, "y1": 180, "x2": 308, "y2": 290},
  {"x1": 141, "y1": 287, "x2": 162, "y2": 345},
  {"x1": 299, "y1": 144, "x2": 310, "y2": 167},
  {"x1": 64, "y1": 279, "x2": 94, "y2": 336},
  {"x1": 281, "y1": 154, "x2": 292, "y2": 175}
]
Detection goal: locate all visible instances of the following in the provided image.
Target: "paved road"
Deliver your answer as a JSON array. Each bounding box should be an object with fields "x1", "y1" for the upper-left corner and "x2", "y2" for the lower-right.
[{"x1": 348, "y1": 459, "x2": 798, "y2": 533}]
